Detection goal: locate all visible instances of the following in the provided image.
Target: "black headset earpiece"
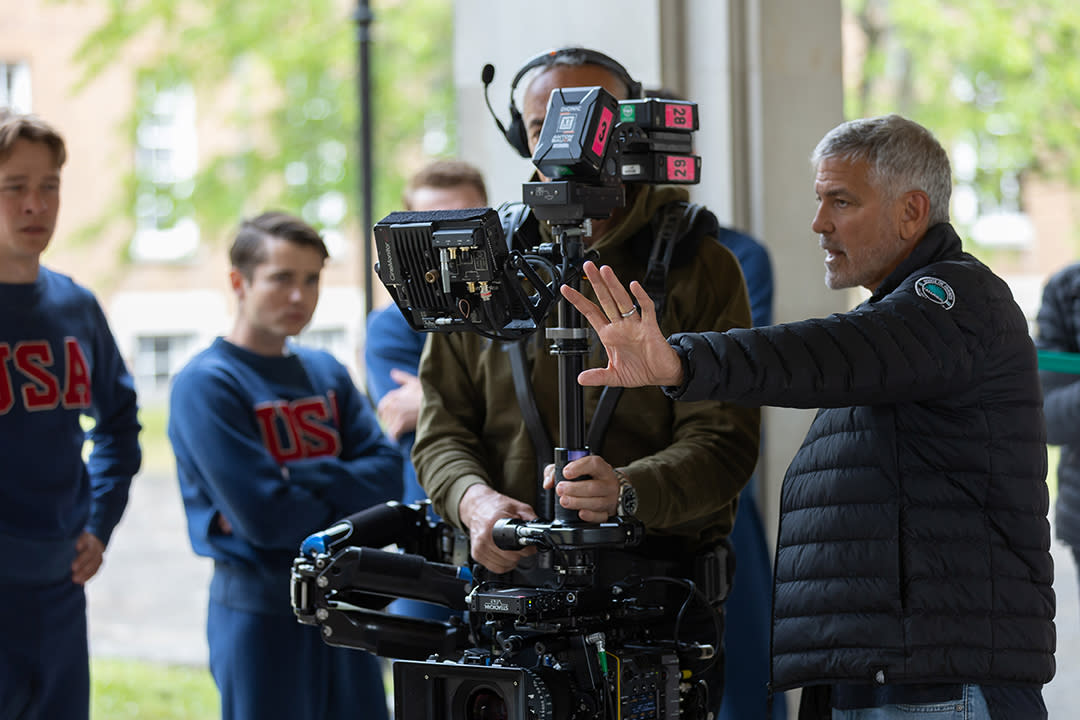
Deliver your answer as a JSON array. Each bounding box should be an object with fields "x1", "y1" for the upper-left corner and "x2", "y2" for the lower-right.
[
  {"x1": 504, "y1": 102, "x2": 532, "y2": 159},
  {"x1": 483, "y1": 47, "x2": 643, "y2": 159}
]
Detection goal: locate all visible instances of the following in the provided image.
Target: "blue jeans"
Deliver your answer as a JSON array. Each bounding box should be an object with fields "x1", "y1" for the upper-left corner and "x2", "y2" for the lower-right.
[{"x1": 832, "y1": 684, "x2": 990, "y2": 719}]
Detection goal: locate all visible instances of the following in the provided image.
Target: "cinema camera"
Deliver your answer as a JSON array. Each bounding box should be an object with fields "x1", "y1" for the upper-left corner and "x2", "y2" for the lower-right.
[{"x1": 291, "y1": 85, "x2": 723, "y2": 720}]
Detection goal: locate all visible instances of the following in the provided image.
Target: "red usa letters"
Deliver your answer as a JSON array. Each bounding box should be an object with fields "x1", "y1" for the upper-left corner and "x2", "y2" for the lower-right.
[{"x1": 0, "y1": 338, "x2": 92, "y2": 414}]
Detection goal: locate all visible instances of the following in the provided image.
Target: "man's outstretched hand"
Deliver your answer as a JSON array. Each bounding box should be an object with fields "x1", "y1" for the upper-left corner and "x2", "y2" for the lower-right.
[{"x1": 561, "y1": 261, "x2": 684, "y2": 388}]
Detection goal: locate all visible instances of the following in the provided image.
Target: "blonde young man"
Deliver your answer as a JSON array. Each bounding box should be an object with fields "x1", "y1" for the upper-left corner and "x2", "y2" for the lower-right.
[{"x1": 0, "y1": 110, "x2": 141, "y2": 720}]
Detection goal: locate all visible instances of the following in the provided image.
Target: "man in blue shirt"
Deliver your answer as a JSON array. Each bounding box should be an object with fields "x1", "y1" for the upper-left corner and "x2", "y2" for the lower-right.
[
  {"x1": 366, "y1": 159, "x2": 488, "y2": 503},
  {"x1": 365, "y1": 158, "x2": 487, "y2": 623}
]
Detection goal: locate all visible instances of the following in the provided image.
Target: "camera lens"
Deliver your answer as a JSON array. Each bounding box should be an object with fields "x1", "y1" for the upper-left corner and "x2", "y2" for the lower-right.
[{"x1": 465, "y1": 687, "x2": 508, "y2": 720}]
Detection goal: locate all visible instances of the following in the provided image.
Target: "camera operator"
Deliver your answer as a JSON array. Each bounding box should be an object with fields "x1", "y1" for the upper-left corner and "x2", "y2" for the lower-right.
[{"x1": 411, "y1": 47, "x2": 760, "y2": 713}]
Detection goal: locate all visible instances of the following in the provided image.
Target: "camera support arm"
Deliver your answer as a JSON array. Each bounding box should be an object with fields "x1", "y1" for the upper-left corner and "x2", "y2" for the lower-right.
[
  {"x1": 291, "y1": 545, "x2": 473, "y2": 660},
  {"x1": 291, "y1": 501, "x2": 475, "y2": 660}
]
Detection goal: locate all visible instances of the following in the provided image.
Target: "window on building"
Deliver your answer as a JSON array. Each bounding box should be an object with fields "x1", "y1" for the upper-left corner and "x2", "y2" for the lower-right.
[
  {"x1": 131, "y1": 81, "x2": 199, "y2": 262},
  {"x1": 0, "y1": 61, "x2": 32, "y2": 112},
  {"x1": 133, "y1": 333, "x2": 196, "y2": 393},
  {"x1": 295, "y1": 327, "x2": 348, "y2": 360}
]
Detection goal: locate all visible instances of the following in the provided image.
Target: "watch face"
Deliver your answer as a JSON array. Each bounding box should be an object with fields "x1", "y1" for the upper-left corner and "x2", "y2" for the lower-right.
[{"x1": 621, "y1": 483, "x2": 638, "y2": 516}]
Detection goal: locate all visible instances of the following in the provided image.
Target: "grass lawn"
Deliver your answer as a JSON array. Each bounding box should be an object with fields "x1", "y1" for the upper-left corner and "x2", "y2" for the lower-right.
[
  {"x1": 91, "y1": 658, "x2": 219, "y2": 720},
  {"x1": 138, "y1": 404, "x2": 176, "y2": 475},
  {"x1": 92, "y1": 658, "x2": 395, "y2": 719}
]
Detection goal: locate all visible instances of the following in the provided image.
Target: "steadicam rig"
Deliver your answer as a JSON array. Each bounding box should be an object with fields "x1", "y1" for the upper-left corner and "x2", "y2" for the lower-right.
[{"x1": 293, "y1": 82, "x2": 717, "y2": 720}]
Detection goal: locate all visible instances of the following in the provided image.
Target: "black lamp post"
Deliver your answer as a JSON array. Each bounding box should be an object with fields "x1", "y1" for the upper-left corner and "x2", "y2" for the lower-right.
[{"x1": 353, "y1": 0, "x2": 374, "y2": 316}]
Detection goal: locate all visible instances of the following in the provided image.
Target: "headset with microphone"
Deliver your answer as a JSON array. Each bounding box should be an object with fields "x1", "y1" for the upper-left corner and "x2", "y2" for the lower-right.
[{"x1": 481, "y1": 47, "x2": 643, "y2": 159}]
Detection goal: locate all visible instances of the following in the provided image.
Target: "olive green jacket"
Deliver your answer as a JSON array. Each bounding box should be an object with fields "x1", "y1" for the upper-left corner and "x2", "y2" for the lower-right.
[{"x1": 413, "y1": 185, "x2": 760, "y2": 551}]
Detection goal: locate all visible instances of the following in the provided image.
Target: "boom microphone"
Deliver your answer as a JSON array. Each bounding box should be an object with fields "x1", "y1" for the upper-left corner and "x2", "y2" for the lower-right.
[{"x1": 481, "y1": 63, "x2": 510, "y2": 137}]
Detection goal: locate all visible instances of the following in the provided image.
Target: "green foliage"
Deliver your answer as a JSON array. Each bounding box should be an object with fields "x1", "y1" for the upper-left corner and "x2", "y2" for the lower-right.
[
  {"x1": 845, "y1": 0, "x2": 1080, "y2": 236},
  {"x1": 91, "y1": 658, "x2": 218, "y2": 720},
  {"x1": 138, "y1": 403, "x2": 175, "y2": 473},
  {"x1": 66, "y1": 0, "x2": 454, "y2": 242}
]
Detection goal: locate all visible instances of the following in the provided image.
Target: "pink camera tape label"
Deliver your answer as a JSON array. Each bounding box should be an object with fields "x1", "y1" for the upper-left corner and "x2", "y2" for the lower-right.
[
  {"x1": 664, "y1": 103, "x2": 692, "y2": 129},
  {"x1": 666, "y1": 155, "x2": 695, "y2": 182},
  {"x1": 591, "y1": 106, "x2": 615, "y2": 157}
]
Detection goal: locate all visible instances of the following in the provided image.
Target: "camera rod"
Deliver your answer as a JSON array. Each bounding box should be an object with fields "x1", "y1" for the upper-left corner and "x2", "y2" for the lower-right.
[{"x1": 546, "y1": 223, "x2": 592, "y2": 526}]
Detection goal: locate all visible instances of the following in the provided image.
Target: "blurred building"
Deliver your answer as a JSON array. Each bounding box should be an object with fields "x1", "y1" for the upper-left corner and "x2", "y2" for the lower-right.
[{"x1": 3, "y1": 1, "x2": 363, "y2": 406}]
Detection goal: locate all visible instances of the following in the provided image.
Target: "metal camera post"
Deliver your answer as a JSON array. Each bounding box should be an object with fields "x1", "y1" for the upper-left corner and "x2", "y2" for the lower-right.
[
  {"x1": 517, "y1": 186, "x2": 619, "y2": 528},
  {"x1": 546, "y1": 218, "x2": 591, "y2": 526},
  {"x1": 486, "y1": 176, "x2": 644, "y2": 562},
  {"x1": 489, "y1": 84, "x2": 644, "y2": 554},
  {"x1": 519, "y1": 86, "x2": 702, "y2": 532}
]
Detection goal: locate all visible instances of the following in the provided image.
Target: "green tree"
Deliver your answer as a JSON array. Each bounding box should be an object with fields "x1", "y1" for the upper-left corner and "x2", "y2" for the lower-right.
[
  {"x1": 845, "y1": 0, "x2": 1080, "y2": 249},
  {"x1": 69, "y1": 0, "x2": 454, "y2": 247}
]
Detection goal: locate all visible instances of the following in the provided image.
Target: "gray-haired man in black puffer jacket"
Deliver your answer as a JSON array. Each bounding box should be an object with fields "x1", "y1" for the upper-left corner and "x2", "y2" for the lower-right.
[{"x1": 562, "y1": 114, "x2": 1055, "y2": 720}]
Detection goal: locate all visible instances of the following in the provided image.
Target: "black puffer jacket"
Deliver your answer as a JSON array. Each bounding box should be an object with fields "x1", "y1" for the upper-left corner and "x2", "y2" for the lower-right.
[
  {"x1": 668, "y1": 223, "x2": 1055, "y2": 691},
  {"x1": 1036, "y1": 262, "x2": 1080, "y2": 547}
]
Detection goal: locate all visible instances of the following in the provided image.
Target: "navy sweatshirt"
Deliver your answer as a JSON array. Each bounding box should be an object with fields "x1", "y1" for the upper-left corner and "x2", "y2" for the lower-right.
[
  {"x1": 168, "y1": 338, "x2": 402, "y2": 613},
  {"x1": 0, "y1": 267, "x2": 141, "y2": 584}
]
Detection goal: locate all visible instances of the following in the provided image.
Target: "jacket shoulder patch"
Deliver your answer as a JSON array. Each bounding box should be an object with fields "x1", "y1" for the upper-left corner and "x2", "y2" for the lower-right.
[{"x1": 915, "y1": 276, "x2": 955, "y2": 309}]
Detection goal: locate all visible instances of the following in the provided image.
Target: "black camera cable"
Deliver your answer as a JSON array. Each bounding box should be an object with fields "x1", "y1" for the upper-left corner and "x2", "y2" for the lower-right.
[{"x1": 623, "y1": 575, "x2": 722, "y2": 678}]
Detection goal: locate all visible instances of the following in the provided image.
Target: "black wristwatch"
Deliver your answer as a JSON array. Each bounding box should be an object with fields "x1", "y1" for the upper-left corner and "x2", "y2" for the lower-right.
[{"x1": 614, "y1": 469, "x2": 638, "y2": 518}]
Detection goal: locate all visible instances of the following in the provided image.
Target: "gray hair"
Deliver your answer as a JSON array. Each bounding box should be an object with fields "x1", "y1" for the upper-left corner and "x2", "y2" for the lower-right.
[{"x1": 811, "y1": 114, "x2": 952, "y2": 226}]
